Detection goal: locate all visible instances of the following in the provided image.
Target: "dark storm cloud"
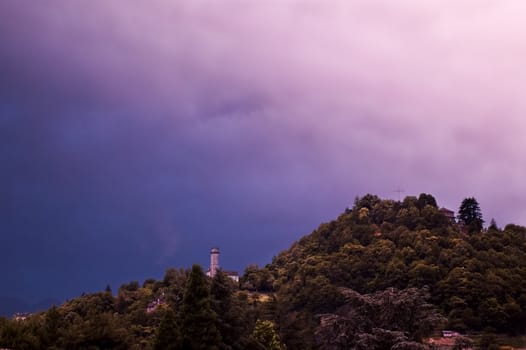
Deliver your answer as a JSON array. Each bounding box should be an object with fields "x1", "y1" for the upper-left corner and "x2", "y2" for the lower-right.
[
  {"x1": 0, "y1": 2, "x2": 321, "y2": 298},
  {"x1": 1, "y1": 1, "x2": 526, "y2": 300}
]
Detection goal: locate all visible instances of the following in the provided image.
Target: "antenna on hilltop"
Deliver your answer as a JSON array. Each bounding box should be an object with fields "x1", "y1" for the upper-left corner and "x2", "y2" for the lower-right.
[{"x1": 393, "y1": 187, "x2": 405, "y2": 201}]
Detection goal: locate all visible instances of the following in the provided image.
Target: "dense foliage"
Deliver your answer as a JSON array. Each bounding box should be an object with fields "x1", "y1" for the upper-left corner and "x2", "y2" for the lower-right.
[
  {"x1": 254, "y1": 194, "x2": 526, "y2": 348},
  {"x1": 0, "y1": 267, "x2": 268, "y2": 350},
  {"x1": 458, "y1": 197, "x2": 484, "y2": 233},
  {"x1": 1, "y1": 193, "x2": 525, "y2": 349},
  {"x1": 315, "y1": 287, "x2": 444, "y2": 350}
]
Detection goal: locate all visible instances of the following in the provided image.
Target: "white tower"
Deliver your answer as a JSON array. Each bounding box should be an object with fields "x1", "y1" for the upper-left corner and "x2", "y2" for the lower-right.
[{"x1": 209, "y1": 247, "x2": 220, "y2": 278}]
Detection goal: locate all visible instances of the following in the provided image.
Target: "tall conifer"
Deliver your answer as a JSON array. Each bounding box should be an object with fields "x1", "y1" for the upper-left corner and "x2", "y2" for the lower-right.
[
  {"x1": 211, "y1": 270, "x2": 248, "y2": 350},
  {"x1": 458, "y1": 197, "x2": 484, "y2": 233},
  {"x1": 181, "y1": 264, "x2": 221, "y2": 350},
  {"x1": 154, "y1": 308, "x2": 181, "y2": 350}
]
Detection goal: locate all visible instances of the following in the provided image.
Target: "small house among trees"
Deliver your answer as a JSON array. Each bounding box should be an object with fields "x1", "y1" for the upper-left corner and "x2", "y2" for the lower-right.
[{"x1": 439, "y1": 208, "x2": 456, "y2": 223}]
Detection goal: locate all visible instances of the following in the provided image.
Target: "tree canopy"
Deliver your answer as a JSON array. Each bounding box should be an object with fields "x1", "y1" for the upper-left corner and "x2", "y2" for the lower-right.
[
  {"x1": 181, "y1": 264, "x2": 221, "y2": 350},
  {"x1": 457, "y1": 197, "x2": 484, "y2": 233},
  {"x1": 1, "y1": 193, "x2": 526, "y2": 350},
  {"x1": 315, "y1": 287, "x2": 445, "y2": 350}
]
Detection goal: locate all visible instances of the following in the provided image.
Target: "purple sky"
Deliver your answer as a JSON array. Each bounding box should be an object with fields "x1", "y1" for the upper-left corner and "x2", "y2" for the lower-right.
[{"x1": 1, "y1": 1, "x2": 526, "y2": 301}]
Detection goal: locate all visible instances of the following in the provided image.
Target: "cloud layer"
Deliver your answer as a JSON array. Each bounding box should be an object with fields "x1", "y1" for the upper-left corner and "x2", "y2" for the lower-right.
[{"x1": 1, "y1": 0, "x2": 526, "y2": 300}]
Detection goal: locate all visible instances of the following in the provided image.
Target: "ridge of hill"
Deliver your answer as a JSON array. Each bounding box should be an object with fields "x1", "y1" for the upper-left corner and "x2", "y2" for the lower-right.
[
  {"x1": 0, "y1": 296, "x2": 61, "y2": 318},
  {"x1": 1, "y1": 193, "x2": 525, "y2": 350},
  {"x1": 244, "y1": 194, "x2": 526, "y2": 346}
]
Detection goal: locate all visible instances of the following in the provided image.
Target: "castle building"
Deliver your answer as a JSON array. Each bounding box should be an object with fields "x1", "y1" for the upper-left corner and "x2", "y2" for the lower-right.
[{"x1": 206, "y1": 247, "x2": 239, "y2": 283}]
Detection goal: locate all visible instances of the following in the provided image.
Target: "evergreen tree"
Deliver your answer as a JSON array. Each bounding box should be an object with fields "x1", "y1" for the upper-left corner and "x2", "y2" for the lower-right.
[
  {"x1": 488, "y1": 218, "x2": 499, "y2": 232},
  {"x1": 181, "y1": 264, "x2": 221, "y2": 350},
  {"x1": 458, "y1": 197, "x2": 484, "y2": 233},
  {"x1": 154, "y1": 308, "x2": 181, "y2": 350},
  {"x1": 211, "y1": 270, "x2": 232, "y2": 320},
  {"x1": 211, "y1": 270, "x2": 244, "y2": 350},
  {"x1": 210, "y1": 270, "x2": 249, "y2": 350}
]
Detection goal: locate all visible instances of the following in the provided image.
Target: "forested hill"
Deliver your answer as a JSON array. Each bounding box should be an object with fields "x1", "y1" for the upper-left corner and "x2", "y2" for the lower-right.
[
  {"x1": 1, "y1": 194, "x2": 526, "y2": 350},
  {"x1": 248, "y1": 194, "x2": 526, "y2": 340}
]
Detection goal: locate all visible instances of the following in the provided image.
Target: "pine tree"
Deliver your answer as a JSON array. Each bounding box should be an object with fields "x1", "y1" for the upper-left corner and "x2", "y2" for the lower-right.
[
  {"x1": 181, "y1": 264, "x2": 221, "y2": 350},
  {"x1": 458, "y1": 197, "x2": 484, "y2": 233},
  {"x1": 154, "y1": 308, "x2": 181, "y2": 350},
  {"x1": 488, "y1": 218, "x2": 499, "y2": 232},
  {"x1": 211, "y1": 270, "x2": 247, "y2": 350}
]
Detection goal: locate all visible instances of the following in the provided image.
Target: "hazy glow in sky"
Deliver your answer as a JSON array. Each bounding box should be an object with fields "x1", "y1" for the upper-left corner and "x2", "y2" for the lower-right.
[{"x1": 1, "y1": 0, "x2": 526, "y2": 301}]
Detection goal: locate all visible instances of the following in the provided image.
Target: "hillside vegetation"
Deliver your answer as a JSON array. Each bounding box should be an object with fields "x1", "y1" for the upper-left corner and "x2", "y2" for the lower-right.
[
  {"x1": 246, "y1": 194, "x2": 526, "y2": 348},
  {"x1": 1, "y1": 194, "x2": 525, "y2": 350}
]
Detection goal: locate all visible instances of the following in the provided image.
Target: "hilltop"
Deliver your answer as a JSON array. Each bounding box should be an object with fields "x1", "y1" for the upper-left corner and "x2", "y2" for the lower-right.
[
  {"x1": 0, "y1": 297, "x2": 61, "y2": 318},
  {"x1": 245, "y1": 194, "x2": 526, "y2": 347},
  {"x1": 1, "y1": 193, "x2": 525, "y2": 349}
]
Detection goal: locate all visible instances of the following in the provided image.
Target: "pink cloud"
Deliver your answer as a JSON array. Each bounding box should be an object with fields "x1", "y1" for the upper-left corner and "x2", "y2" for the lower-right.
[{"x1": 3, "y1": 0, "x2": 526, "y2": 224}]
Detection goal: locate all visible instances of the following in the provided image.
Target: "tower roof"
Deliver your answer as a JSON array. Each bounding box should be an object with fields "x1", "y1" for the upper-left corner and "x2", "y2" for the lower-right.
[{"x1": 211, "y1": 247, "x2": 220, "y2": 254}]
